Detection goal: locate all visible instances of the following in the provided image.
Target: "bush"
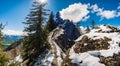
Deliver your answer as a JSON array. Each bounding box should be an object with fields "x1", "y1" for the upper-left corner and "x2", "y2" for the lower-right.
[{"x1": 0, "y1": 50, "x2": 9, "y2": 66}]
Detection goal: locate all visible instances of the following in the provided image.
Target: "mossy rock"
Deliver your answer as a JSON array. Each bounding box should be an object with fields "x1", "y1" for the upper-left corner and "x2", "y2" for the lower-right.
[
  {"x1": 69, "y1": 63, "x2": 78, "y2": 66},
  {"x1": 73, "y1": 44, "x2": 81, "y2": 53},
  {"x1": 95, "y1": 27, "x2": 100, "y2": 29},
  {"x1": 82, "y1": 35, "x2": 89, "y2": 42},
  {"x1": 74, "y1": 36, "x2": 110, "y2": 53},
  {"x1": 99, "y1": 53, "x2": 120, "y2": 66}
]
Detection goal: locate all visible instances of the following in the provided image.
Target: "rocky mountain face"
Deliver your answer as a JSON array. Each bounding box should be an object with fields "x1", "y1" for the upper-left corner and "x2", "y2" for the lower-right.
[
  {"x1": 5, "y1": 41, "x2": 23, "y2": 65},
  {"x1": 3, "y1": 35, "x2": 22, "y2": 61},
  {"x1": 3, "y1": 38, "x2": 23, "y2": 65},
  {"x1": 54, "y1": 20, "x2": 80, "y2": 52},
  {"x1": 5, "y1": 44, "x2": 23, "y2": 62},
  {"x1": 34, "y1": 20, "x2": 80, "y2": 66}
]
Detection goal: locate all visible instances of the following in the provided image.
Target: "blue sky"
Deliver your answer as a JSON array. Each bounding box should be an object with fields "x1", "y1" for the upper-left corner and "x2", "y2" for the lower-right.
[
  {"x1": 0, "y1": 0, "x2": 120, "y2": 33},
  {"x1": 0, "y1": 0, "x2": 33, "y2": 31}
]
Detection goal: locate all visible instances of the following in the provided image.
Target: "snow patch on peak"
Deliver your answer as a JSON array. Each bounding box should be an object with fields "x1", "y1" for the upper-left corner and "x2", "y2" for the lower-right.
[
  {"x1": 79, "y1": 26, "x2": 87, "y2": 34},
  {"x1": 69, "y1": 46, "x2": 105, "y2": 66},
  {"x1": 97, "y1": 25, "x2": 111, "y2": 31},
  {"x1": 90, "y1": 25, "x2": 111, "y2": 33}
]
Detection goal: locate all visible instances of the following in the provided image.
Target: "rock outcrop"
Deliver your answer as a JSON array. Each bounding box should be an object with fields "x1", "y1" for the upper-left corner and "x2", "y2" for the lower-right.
[
  {"x1": 55, "y1": 20, "x2": 80, "y2": 52},
  {"x1": 69, "y1": 24, "x2": 120, "y2": 66},
  {"x1": 5, "y1": 41, "x2": 23, "y2": 64}
]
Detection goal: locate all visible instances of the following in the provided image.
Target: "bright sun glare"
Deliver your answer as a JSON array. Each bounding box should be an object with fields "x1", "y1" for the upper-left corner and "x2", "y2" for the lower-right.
[{"x1": 37, "y1": 0, "x2": 47, "y2": 4}]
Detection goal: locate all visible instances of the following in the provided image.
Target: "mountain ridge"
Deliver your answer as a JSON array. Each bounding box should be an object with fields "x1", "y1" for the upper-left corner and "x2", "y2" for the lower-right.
[{"x1": 5, "y1": 24, "x2": 120, "y2": 66}]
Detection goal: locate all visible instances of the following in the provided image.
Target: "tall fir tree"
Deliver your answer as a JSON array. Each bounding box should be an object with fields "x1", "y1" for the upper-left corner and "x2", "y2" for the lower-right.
[
  {"x1": 91, "y1": 20, "x2": 95, "y2": 29},
  {"x1": 22, "y1": 1, "x2": 49, "y2": 65},
  {"x1": 56, "y1": 12, "x2": 64, "y2": 25},
  {"x1": 86, "y1": 25, "x2": 90, "y2": 33},
  {"x1": 46, "y1": 11, "x2": 56, "y2": 32},
  {"x1": 0, "y1": 23, "x2": 9, "y2": 66},
  {"x1": 0, "y1": 23, "x2": 3, "y2": 48}
]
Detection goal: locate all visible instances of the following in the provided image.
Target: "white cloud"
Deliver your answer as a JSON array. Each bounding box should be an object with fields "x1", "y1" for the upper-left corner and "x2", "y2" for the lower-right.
[
  {"x1": 117, "y1": 6, "x2": 120, "y2": 9},
  {"x1": 117, "y1": 4, "x2": 120, "y2": 17},
  {"x1": 117, "y1": 12, "x2": 120, "y2": 17},
  {"x1": 3, "y1": 30, "x2": 26, "y2": 36},
  {"x1": 118, "y1": 2, "x2": 120, "y2": 9},
  {"x1": 91, "y1": 4, "x2": 102, "y2": 13},
  {"x1": 91, "y1": 4, "x2": 119, "y2": 19},
  {"x1": 98, "y1": 10, "x2": 116, "y2": 19},
  {"x1": 60, "y1": 3, "x2": 90, "y2": 22},
  {"x1": 60, "y1": 3, "x2": 120, "y2": 22}
]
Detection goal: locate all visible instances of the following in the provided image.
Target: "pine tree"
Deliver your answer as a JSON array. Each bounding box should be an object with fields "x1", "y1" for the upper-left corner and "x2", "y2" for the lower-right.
[
  {"x1": 56, "y1": 12, "x2": 63, "y2": 25},
  {"x1": 86, "y1": 25, "x2": 90, "y2": 33},
  {"x1": 46, "y1": 11, "x2": 56, "y2": 32},
  {"x1": 91, "y1": 20, "x2": 95, "y2": 29},
  {"x1": 0, "y1": 23, "x2": 9, "y2": 66},
  {"x1": 22, "y1": 1, "x2": 49, "y2": 64},
  {"x1": 0, "y1": 23, "x2": 3, "y2": 48}
]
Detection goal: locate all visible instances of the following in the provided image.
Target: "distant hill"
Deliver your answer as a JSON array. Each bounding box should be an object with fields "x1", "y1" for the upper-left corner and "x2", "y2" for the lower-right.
[{"x1": 2, "y1": 35, "x2": 22, "y2": 48}]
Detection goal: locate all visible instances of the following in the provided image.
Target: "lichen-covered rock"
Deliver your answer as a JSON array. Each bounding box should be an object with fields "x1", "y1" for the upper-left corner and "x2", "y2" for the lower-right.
[
  {"x1": 74, "y1": 36, "x2": 110, "y2": 53},
  {"x1": 99, "y1": 53, "x2": 120, "y2": 66}
]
